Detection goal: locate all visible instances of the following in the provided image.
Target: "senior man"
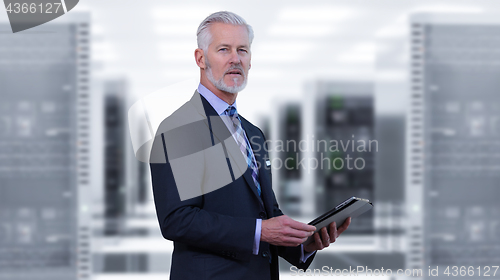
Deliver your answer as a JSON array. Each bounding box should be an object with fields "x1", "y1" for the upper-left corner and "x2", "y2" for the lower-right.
[{"x1": 150, "y1": 11, "x2": 351, "y2": 280}]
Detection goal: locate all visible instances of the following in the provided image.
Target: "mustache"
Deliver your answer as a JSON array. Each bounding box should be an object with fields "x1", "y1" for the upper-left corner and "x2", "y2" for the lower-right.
[{"x1": 224, "y1": 65, "x2": 245, "y2": 77}]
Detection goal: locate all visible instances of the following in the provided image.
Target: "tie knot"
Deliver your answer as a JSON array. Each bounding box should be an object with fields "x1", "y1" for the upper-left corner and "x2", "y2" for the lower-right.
[{"x1": 225, "y1": 105, "x2": 238, "y2": 118}]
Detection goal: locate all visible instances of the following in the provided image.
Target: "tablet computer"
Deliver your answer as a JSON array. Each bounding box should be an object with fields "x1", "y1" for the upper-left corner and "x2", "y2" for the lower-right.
[{"x1": 303, "y1": 196, "x2": 373, "y2": 245}]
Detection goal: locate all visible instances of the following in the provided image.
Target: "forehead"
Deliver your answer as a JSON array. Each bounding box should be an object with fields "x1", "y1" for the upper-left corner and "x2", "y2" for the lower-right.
[{"x1": 208, "y1": 23, "x2": 249, "y2": 47}]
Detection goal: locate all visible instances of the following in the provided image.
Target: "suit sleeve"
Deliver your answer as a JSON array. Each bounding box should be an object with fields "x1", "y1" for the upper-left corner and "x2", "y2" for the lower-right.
[
  {"x1": 256, "y1": 127, "x2": 317, "y2": 269},
  {"x1": 150, "y1": 135, "x2": 256, "y2": 262}
]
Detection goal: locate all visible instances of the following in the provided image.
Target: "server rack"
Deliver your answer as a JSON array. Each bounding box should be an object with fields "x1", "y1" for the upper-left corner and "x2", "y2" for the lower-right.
[
  {"x1": 408, "y1": 14, "x2": 500, "y2": 278},
  {"x1": 312, "y1": 81, "x2": 375, "y2": 234},
  {"x1": 0, "y1": 14, "x2": 91, "y2": 280},
  {"x1": 276, "y1": 103, "x2": 303, "y2": 217},
  {"x1": 103, "y1": 79, "x2": 127, "y2": 236}
]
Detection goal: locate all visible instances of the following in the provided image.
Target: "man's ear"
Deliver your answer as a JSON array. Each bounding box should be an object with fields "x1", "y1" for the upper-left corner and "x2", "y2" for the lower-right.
[{"x1": 195, "y1": 48, "x2": 206, "y2": 69}]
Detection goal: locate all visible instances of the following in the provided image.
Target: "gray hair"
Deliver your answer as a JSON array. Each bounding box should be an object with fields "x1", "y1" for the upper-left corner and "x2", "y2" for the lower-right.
[{"x1": 197, "y1": 11, "x2": 254, "y2": 51}]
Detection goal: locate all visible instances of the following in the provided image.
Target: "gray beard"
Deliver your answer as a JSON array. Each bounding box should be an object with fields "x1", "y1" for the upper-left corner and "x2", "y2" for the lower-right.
[{"x1": 205, "y1": 59, "x2": 247, "y2": 94}]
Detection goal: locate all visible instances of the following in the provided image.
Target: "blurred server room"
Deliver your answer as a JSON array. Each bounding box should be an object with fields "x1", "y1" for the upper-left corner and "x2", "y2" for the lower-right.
[{"x1": 1, "y1": 1, "x2": 500, "y2": 280}]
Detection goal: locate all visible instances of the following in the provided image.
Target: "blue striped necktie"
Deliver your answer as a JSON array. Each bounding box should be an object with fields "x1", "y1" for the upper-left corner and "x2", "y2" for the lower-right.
[{"x1": 224, "y1": 106, "x2": 261, "y2": 197}]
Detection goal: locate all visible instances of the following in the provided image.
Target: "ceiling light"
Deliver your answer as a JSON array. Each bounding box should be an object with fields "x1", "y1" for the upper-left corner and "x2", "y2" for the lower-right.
[
  {"x1": 277, "y1": 6, "x2": 354, "y2": 22},
  {"x1": 158, "y1": 42, "x2": 198, "y2": 52},
  {"x1": 252, "y1": 41, "x2": 314, "y2": 53},
  {"x1": 155, "y1": 24, "x2": 198, "y2": 35},
  {"x1": 268, "y1": 24, "x2": 333, "y2": 37},
  {"x1": 152, "y1": 7, "x2": 218, "y2": 21},
  {"x1": 251, "y1": 54, "x2": 302, "y2": 63}
]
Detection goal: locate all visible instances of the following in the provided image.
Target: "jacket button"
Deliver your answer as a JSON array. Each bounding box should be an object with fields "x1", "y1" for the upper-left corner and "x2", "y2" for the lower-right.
[
  {"x1": 259, "y1": 212, "x2": 266, "y2": 218},
  {"x1": 262, "y1": 251, "x2": 269, "y2": 258}
]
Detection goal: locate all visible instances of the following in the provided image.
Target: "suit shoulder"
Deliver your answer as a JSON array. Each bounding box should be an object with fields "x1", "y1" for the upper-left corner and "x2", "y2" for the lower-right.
[{"x1": 155, "y1": 96, "x2": 203, "y2": 137}]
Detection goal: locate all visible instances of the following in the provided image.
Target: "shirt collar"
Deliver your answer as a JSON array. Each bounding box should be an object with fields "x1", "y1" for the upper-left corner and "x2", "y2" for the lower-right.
[{"x1": 197, "y1": 83, "x2": 237, "y2": 116}]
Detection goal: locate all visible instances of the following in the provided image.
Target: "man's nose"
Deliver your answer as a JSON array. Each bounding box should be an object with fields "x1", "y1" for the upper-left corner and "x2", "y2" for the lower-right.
[{"x1": 228, "y1": 50, "x2": 241, "y2": 64}]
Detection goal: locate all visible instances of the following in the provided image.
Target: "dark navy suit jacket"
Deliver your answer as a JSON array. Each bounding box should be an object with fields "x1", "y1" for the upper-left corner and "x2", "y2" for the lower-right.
[{"x1": 150, "y1": 92, "x2": 316, "y2": 280}]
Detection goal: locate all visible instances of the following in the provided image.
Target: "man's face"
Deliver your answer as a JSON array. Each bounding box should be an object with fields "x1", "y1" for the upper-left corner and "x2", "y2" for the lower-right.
[{"x1": 204, "y1": 23, "x2": 251, "y2": 94}]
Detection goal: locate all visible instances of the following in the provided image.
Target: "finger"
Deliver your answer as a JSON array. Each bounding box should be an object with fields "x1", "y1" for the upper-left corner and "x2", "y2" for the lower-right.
[
  {"x1": 338, "y1": 217, "x2": 351, "y2": 234},
  {"x1": 284, "y1": 227, "x2": 315, "y2": 239},
  {"x1": 314, "y1": 232, "x2": 323, "y2": 250},
  {"x1": 288, "y1": 219, "x2": 316, "y2": 232},
  {"x1": 320, "y1": 227, "x2": 330, "y2": 247},
  {"x1": 283, "y1": 236, "x2": 309, "y2": 247},
  {"x1": 337, "y1": 220, "x2": 347, "y2": 234},
  {"x1": 332, "y1": 222, "x2": 338, "y2": 240},
  {"x1": 329, "y1": 222, "x2": 336, "y2": 242}
]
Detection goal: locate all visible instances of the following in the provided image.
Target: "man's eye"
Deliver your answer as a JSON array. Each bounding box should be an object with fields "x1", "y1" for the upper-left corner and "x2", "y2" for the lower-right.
[
  {"x1": 219, "y1": 48, "x2": 227, "y2": 51},
  {"x1": 238, "y1": 49, "x2": 247, "y2": 53}
]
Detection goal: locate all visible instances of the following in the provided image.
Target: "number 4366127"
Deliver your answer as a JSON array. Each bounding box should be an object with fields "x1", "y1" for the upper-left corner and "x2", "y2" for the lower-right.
[
  {"x1": 6, "y1": 3, "x2": 62, "y2": 14},
  {"x1": 443, "y1": 266, "x2": 499, "y2": 277}
]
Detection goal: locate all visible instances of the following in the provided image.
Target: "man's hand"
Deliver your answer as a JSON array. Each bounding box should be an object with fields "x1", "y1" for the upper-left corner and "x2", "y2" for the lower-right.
[
  {"x1": 303, "y1": 217, "x2": 351, "y2": 253},
  {"x1": 261, "y1": 215, "x2": 316, "y2": 247}
]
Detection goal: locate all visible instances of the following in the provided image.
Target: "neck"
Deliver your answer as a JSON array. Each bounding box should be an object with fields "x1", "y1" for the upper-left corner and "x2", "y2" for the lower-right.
[{"x1": 200, "y1": 77, "x2": 238, "y2": 105}]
